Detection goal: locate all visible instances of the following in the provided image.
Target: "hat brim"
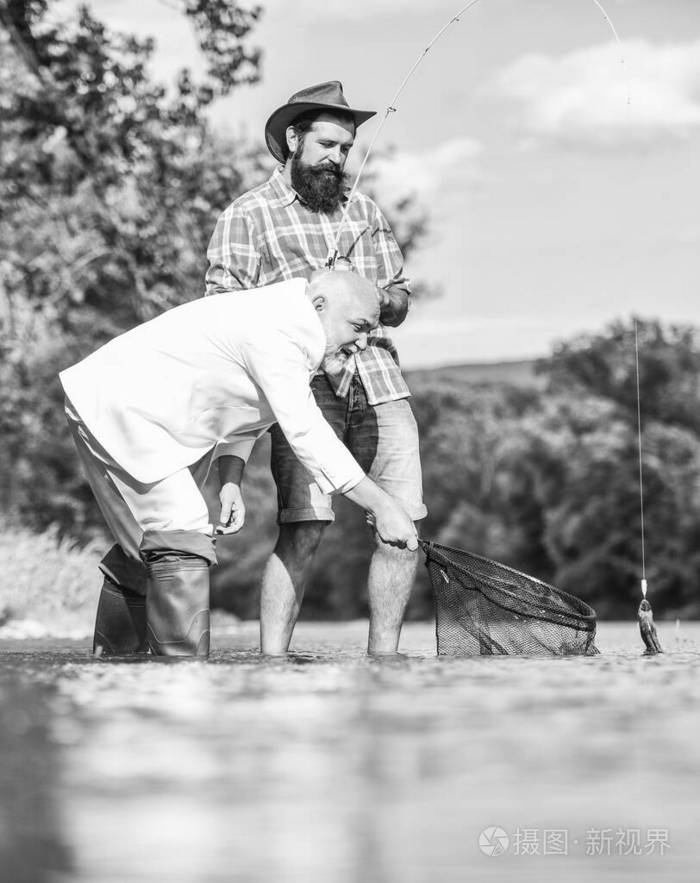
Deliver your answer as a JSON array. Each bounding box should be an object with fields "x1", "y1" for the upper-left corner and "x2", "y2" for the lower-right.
[{"x1": 264, "y1": 102, "x2": 376, "y2": 163}]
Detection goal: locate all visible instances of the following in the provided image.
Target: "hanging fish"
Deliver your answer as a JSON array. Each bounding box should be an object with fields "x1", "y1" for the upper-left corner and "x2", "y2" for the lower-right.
[{"x1": 638, "y1": 598, "x2": 663, "y2": 655}]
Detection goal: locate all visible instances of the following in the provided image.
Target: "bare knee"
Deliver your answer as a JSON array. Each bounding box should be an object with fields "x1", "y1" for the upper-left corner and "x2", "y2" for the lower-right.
[{"x1": 275, "y1": 521, "x2": 326, "y2": 565}]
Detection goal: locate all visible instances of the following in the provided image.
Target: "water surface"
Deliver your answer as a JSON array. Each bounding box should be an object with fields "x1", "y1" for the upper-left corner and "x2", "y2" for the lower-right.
[{"x1": 1, "y1": 620, "x2": 698, "y2": 882}]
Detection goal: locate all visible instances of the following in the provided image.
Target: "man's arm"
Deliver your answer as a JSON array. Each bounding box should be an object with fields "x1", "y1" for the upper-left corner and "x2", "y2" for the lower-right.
[
  {"x1": 205, "y1": 206, "x2": 262, "y2": 294},
  {"x1": 242, "y1": 335, "x2": 364, "y2": 494},
  {"x1": 242, "y1": 335, "x2": 417, "y2": 548},
  {"x1": 218, "y1": 454, "x2": 245, "y2": 487},
  {"x1": 372, "y1": 202, "x2": 411, "y2": 328}
]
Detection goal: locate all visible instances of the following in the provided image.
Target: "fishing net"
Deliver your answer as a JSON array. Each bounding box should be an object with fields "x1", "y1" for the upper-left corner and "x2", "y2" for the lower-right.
[{"x1": 420, "y1": 540, "x2": 599, "y2": 656}]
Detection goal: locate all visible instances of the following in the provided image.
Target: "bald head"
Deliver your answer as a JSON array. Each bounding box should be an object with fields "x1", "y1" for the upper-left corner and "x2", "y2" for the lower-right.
[
  {"x1": 306, "y1": 269, "x2": 381, "y2": 373},
  {"x1": 308, "y1": 268, "x2": 379, "y2": 316}
]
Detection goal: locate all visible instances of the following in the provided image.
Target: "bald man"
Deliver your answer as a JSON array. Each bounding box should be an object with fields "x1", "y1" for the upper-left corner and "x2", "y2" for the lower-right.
[{"x1": 60, "y1": 272, "x2": 418, "y2": 658}]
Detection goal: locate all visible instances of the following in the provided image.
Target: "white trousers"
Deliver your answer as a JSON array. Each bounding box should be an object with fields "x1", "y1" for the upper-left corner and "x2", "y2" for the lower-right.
[{"x1": 65, "y1": 401, "x2": 213, "y2": 563}]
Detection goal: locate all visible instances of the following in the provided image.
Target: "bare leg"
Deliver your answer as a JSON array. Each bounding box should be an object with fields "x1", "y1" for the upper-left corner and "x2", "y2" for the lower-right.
[
  {"x1": 260, "y1": 521, "x2": 326, "y2": 656},
  {"x1": 367, "y1": 527, "x2": 420, "y2": 656}
]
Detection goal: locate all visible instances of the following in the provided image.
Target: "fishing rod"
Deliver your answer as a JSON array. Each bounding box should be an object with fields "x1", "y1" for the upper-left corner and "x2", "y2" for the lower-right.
[{"x1": 325, "y1": 0, "x2": 630, "y2": 268}]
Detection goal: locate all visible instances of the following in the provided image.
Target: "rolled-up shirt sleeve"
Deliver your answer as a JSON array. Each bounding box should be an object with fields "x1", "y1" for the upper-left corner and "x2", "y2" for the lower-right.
[
  {"x1": 371, "y1": 203, "x2": 411, "y2": 294},
  {"x1": 241, "y1": 334, "x2": 365, "y2": 495},
  {"x1": 212, "y1": 435, "x2": 259, "y2": 464}
]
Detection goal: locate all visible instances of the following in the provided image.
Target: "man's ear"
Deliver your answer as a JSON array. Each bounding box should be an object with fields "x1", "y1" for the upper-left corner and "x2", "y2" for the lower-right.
[
  {"x1": 286, "y1": 125, "x2": 298, "y2": 156},
  {"x1": 310, "y1": 293, "x2": 327, "y2": 313}
]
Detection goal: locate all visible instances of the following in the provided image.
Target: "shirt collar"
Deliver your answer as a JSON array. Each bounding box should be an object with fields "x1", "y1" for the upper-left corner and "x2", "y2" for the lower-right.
[{"x1": 268, "y1": 167, "x2": 298, "y2": 207}]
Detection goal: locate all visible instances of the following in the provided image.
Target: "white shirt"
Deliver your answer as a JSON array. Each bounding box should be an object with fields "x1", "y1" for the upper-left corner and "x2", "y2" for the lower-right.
[{"x1": 60, "y1": 279, "x2": 364, "y2": 493}]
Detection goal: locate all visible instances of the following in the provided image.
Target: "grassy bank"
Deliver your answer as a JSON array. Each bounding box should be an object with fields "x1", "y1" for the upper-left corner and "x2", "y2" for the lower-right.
[{"x1": 0, "y1": 521, "x2": 100, "y2": 636}]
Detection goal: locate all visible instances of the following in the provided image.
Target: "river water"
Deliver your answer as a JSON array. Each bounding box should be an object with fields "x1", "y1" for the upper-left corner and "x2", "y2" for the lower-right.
[{"x1": 1, "y1": 620, "x2": 698, "y2": 882}]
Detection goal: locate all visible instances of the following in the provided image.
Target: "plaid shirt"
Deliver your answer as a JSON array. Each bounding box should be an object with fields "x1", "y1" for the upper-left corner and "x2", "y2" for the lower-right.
[{"x1": 205, "y1": 168, "x2": 410, "y2": 404}]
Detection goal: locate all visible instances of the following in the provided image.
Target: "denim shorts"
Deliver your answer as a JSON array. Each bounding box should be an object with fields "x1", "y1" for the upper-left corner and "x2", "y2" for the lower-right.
[{"x1": 270, "y1": 374, "x2": 427, "y2": 523}]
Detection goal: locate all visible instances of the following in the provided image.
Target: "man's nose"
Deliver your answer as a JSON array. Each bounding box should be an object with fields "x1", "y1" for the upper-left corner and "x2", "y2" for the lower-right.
[
  {"x1": 326, "y1": 145, "x2": 342, "y2": 165},
  {"x1": 355, "y1": 333, "x2": 368, "y2": 352}
]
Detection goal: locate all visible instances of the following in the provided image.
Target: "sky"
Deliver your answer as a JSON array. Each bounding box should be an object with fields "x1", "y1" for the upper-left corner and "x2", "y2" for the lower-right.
[{"x1": 62, "y1": 0, "x2": 700, "y2": 368}]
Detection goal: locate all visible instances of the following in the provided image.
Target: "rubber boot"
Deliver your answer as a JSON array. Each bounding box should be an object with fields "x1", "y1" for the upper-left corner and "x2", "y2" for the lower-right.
[
  {"x1": 144, "y1": 552, "x2": 211, "y2": 657},
  {"x1": 93, "y1": 575, "x2": 148, "y2": 656},
  {"x1": 93, "y1": 545, "x2": 148, "y2": 657}
]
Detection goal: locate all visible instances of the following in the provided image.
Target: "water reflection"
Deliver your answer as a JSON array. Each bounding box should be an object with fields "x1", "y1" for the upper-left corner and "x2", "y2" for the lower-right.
[
  {"x1": 0, "y1": 622, "x2": 699, "y2": 882},
  {"x1": 0, "y1": 679, "x2": 73, "y2": 881}
]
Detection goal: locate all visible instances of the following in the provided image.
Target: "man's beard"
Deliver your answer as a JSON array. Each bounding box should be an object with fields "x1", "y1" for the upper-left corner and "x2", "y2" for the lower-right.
[
  {"x1": 321, "y1": 349, "x2": 351, "y2": 376},
  {"x1": 291, "y1": 154, "x2": 347, "y2": 214}
]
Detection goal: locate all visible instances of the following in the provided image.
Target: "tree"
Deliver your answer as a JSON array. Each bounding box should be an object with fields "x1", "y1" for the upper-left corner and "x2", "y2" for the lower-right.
[
  {"x1": 540, "y1": 317, "x2": 700, "y2": 434},
  {"x1": 0, "y1": 0, "x2": 264, "y2": 530}
]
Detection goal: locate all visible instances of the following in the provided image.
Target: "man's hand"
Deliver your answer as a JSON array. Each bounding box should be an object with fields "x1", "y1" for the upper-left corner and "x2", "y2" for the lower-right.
[
  {"x1": 216, "y1": 482, "x2": 245, "y2": 534},
  {"x1": 371, "y1": 498, "x2": 418, "y2": 551},
  {"x1": 344, "y1": 476, "x2": 418, "y2": 550},
  {"x1": 377, "y1": 285, "x2": 409, "y2": 327}
]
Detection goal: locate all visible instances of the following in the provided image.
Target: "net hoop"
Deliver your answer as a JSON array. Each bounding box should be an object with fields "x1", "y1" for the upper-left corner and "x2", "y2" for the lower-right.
[{"x1": 420, "y1": 539, "x2": 597, "y2": 633}]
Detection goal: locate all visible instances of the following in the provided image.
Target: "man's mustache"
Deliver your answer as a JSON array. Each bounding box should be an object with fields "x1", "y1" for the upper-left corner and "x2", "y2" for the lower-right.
[{"x1": 314, "y1": 162, "x2": 341, "y2": 173}]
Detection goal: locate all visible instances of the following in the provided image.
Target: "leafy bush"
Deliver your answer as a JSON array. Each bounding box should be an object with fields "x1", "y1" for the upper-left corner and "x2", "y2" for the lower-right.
[{"x1": 0, "y1": 520, "x2": 101, "y2": 630}]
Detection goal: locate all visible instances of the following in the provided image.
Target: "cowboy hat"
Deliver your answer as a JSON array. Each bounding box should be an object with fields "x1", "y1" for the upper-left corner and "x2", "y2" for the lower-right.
[{"x1": 264, "y1": 81, "x2": 376, "y2": 163}]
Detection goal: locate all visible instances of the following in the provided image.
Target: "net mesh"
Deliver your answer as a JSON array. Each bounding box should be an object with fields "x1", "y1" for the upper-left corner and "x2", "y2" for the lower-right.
[{"x1": 420, "y1": 540, "x2": 599, "y2": 656}]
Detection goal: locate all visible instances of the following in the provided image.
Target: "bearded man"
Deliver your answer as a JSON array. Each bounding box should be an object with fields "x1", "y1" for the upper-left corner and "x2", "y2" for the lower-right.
[{"x1": 206, "y1": 81, "x2": 426, "y2": 657}]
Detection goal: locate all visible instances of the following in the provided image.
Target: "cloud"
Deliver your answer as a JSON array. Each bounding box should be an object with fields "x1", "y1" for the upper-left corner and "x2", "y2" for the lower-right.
[
  {"x1": 368, "y1": 137, "x2": 484, "y2": 206},
  {"x1": 677, "y1": 227, "x2": 700, "y2": 245},
  {"x1": 492, "y1": 39, "x2": 700, "y2": 148}
]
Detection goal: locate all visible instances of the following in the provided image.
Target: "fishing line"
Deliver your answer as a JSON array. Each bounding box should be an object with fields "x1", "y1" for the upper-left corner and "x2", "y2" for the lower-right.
[
  {"x1": 634, "y1": 319, "x2": 647, "y2": 598},
  {"x1": 634, "y1": 320, "x2": 662, "y2": 653},
  {"x1": 326, "y1": 0, "x2": 630, "y2": 267}
]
